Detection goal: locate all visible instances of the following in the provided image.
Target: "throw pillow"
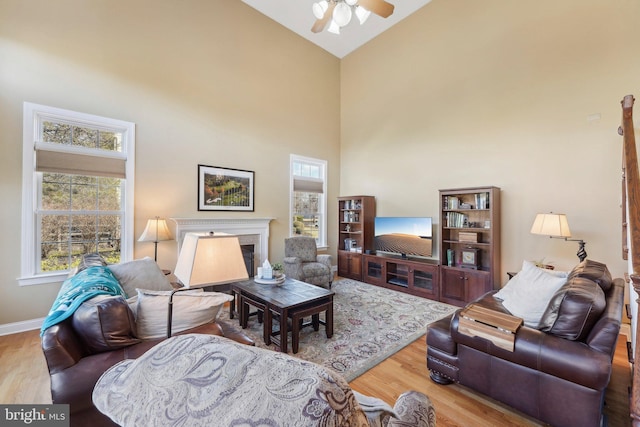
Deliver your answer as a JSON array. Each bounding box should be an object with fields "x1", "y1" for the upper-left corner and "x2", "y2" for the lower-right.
[
  {"x1": 108, "y1": 257, "x2": 173, "y2": 298},
  {"x1": 68, "y1": 252, "x2": 107, "y2": 277},
  {"x1": 72, "y1": 295, "x2": 140, "y2": 353},
  {"x1": 493, "y1": 260, "x2": 567, "y2": 328},
  {"x1": 567, "y1": 259, "x2": 613, "y2": 292},
  {"x1": 539, "y1": 276, "x2": 606, "y2": 340},
  {"x1": 135, "y1": 289, "x2": 234, "y2": 340},
  {"x1": 41, "y1": 265, "x2": 127, "y2": 334}
]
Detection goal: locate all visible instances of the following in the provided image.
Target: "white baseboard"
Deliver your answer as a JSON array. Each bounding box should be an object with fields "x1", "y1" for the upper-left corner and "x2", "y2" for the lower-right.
[{"x1": 0, "y1": 317, "x2": 44, "y2": 336}]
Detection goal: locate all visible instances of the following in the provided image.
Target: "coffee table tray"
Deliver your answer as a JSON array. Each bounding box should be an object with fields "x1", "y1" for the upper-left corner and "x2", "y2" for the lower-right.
[{"x1": 254, "y1": 275, "x2": 286, "y2": 285}]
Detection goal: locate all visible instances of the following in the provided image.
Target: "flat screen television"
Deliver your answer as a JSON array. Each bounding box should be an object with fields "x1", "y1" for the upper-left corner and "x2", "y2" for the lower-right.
[{"x1": 374, "y1": 217, "x2": 433, "y2": 258}]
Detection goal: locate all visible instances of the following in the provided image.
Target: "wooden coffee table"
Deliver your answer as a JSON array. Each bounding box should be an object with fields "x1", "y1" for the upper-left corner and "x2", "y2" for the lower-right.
[{"x1": 231, "y1": 278, "x2": 334, "y2": 354}]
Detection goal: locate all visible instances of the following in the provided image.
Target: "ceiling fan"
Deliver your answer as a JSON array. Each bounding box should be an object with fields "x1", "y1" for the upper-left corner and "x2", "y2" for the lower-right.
[{"x1": 311, "y1": 0, "x2": 395, "y2": 34}]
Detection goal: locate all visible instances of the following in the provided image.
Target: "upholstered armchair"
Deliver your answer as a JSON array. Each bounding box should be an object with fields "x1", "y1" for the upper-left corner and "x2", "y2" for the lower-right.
[{"x1": 283, "y1": 236, "x2": 333, "y2": 289}]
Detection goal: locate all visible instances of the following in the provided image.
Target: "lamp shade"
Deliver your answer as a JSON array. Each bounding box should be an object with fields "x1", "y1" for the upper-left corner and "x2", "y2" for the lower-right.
[
  {"x1": 355, "y1": 6, "x2": 371, "y2": 24},
  {"x1": 333, "y1": 2, "x2": 352, "y2": 27},
  {"x1": 327, "y1": 20, "x2": 341, "y2": 34},
  {"x1": 312, "y1": 0, "x2": 328, "y2": 19},
  {"x1": 174, "y1": 232, "x2": 249, "y2": 288},
  {"x1": 138, "y1": 217, "x2": 172, "y2": 242},
  {"x1": 530, "y1": 213, "x2": 571, "y2": 238}
]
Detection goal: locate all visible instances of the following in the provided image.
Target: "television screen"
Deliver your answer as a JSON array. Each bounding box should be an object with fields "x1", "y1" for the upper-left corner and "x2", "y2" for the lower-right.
[{"x1": 374, "y1": 217, "x2": 433, "y2": 258}]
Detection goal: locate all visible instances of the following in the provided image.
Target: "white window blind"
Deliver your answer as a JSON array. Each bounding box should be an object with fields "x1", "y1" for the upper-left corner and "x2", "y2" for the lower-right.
[{"x1": 35, "y1": 143, "x2": 126, "y2": 178}]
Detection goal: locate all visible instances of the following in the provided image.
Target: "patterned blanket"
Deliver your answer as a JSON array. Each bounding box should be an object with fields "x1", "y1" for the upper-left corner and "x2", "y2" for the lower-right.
[
  {"x1": 93, "y1": 334, "x2": 373, "y2": 426},
  {"x1": 93, "y1": 334, "x2": 436, "y2": 427},
  {"x1": 40, "y1": 266, "x2": 126, "y2": 335}
]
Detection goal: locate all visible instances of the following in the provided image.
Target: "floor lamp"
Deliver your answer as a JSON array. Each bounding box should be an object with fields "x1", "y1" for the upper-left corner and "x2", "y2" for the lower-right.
[
  {"x1": 168, "y1": 232, "x2": 249, "y2": 337},
  {"x1": 530, "y1": 213, "x2": 587, "y2": 262}
]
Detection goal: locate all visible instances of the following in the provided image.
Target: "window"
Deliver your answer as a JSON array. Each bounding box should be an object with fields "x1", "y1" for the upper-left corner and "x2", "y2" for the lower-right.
[
  {"x1": 20, "y1": 103, "x2": 135, "y2": 286},
  {"x1": 290, "y1": 155, "x2": 327, "y2": 248}
]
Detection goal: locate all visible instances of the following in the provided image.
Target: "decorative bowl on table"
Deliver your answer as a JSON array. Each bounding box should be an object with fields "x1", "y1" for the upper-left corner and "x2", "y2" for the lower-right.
[{"x1": 254, "y1": 273, "x2": 285, "y2": 285}]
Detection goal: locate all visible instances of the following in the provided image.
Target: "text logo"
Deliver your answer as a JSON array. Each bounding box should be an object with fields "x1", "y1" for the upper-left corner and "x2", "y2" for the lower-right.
[{"x1": 1, "y1": 405, "x2": 69, "y2": 426}]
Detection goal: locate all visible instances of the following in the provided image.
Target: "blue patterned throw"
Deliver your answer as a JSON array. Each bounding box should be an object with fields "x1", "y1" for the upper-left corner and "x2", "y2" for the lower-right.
[{"x1": 40, "y1": 266, "x2": 126, "y2": 335}]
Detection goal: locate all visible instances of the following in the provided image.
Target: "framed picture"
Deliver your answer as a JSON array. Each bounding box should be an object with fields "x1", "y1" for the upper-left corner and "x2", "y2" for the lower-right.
[{"x1": 198, "y1": 164, "x2": 254, "y2": 211}]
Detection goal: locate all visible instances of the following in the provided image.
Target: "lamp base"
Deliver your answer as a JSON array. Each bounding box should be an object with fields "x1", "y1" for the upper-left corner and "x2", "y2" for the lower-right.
[
  {"x1": 167, "y1": 286, "x2": 190, "y2": 338},
  {"x1": 575, "y1": 240, "x2": 587, "y2": 262},
  {"x1": 565, "y1": 238, "x2": 587, "y2": 262}
]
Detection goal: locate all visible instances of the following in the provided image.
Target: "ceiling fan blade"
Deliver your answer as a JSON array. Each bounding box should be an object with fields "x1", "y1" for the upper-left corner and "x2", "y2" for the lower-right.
[
  {"x1": 357, "y1": 0, "x2": 394, "y2": 18},
  {"x1": 311, "y1": 2, "x2": 336, "y2": 33}
]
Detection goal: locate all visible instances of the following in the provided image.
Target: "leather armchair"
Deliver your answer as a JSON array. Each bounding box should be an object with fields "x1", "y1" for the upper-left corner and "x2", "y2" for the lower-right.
[{"x1": 283, "y1": 236, "x2": 333, "y2": 289}]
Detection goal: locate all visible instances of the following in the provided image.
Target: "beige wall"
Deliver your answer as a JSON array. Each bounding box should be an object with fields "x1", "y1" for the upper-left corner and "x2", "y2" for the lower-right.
[
  {"x1": 340, "y1": 0, "x2": 640, "y2": 278},
  {"x1": 1, "y1": 0, "x2": 639, "y2": 328},
  {"x1": 0, "y1": 1, "x2": 340, "y2": 326}
]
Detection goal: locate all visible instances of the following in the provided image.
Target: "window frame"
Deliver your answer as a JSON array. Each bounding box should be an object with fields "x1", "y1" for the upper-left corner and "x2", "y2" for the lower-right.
[
  {"x1": 19, "y1": 103, "x2": 135, "y2": 286},
  {"x1": 289, "y1": 154, "x2": 327, "y2": 249}
]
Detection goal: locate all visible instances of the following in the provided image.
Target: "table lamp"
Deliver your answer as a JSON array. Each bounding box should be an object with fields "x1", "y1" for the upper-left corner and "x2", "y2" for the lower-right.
[
  {"x1": 168, "y1": 231, "x2": 249, "y2": 337},
  {"x1": 138, "y1": 217, "x2": 173, "y2": 262},
  {"x1": 530, "y1": 213, "x2": 587, "y2": 262}
]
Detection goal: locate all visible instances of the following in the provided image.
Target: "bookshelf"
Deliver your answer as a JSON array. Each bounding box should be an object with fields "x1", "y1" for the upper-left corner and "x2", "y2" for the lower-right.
[
  {"x1": 337, "y1": 196, "x2": 375, "y2": 280},
  {"x1": 439, "y1": 187, "x2": 501, "y2": 306}
]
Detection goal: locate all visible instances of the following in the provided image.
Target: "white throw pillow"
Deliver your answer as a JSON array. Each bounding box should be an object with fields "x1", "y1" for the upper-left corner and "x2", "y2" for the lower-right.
[
  {"x1": 494, "y1": 260, "x2": 567, "y2": 328},
  {"x1": 135, "y1": 289, "x2": 233, "y2": 340},
  {"x1": 108, "y1": 257, "x2": 173, "y2": 298}
]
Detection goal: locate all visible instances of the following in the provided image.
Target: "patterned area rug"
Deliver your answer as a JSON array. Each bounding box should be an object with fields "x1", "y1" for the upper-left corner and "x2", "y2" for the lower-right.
[{"x1": 218, "y1": 278, "x2": 458, "y2": 381}]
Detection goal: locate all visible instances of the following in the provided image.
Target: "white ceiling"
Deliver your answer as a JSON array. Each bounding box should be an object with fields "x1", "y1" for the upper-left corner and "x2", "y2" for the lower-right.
[{"x1": 241, "y1": 0, "x2": 433, "y2": 58}]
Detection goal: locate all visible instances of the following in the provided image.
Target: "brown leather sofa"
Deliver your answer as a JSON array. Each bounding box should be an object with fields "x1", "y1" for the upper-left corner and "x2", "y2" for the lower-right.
[
  {"x1": 42, "y1": 295, "x2": 254, "y2": 427},
  {"x1": 426, "y1": 260, "x2": 624, "y2": 427}
]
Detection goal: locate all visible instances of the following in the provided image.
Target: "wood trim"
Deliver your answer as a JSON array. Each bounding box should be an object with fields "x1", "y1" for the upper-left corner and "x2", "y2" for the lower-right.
[{"x1": 620, "y1": 95, "x2": 640, "y2": 426}]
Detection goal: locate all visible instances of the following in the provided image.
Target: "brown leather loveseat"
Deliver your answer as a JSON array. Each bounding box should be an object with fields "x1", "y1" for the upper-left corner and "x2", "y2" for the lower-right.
[
  {"x1": 426, "y1": 259, "x2": 624, "y2": 427},
  {"x1": 41, "y1": 255, "x2": 254, "y2": 427},
  {"x1": 42, "y1": 300, "x2": 254, "y2": 427}
]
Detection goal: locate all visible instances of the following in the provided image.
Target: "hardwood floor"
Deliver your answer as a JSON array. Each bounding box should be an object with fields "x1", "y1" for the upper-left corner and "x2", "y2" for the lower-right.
[
  {"x1": 0, "y1": 328, "x2": 632, "y2": 426},
  {"x1": 0, "y1": 329, "x2": 51, "y2": 405},
  {"x1": 352, "y1": 334, "x2": 632, "y2": 427}
]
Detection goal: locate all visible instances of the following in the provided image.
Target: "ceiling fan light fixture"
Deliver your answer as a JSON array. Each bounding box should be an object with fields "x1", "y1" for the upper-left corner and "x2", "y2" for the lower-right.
[
  {"x1": 327, "y1": 19, "x2": 341, "y2": 34},
  {"x1": 333, "y1": 2, "x2": 352, "y2": 27},
  {"x1": 312, "y1": 1, "x2": 328, "y2": 19},
  {"x1": 311, "y1": 0, "x2": 394, "y2": 34},
  {"x1": 355, "y1": 6, "x2": 371, "y2": 25}
]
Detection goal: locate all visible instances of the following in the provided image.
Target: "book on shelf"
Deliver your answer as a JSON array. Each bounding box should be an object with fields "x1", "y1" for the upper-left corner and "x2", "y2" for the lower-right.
[
  {"x1": 443, "y1": 196, "x2": 460, "y2": 210},
  {"x1": 474, "y1": 192, "x2": 490, "y2": 209},
  {"x1": 445, "y1": 212, "x2": 468, "y2": 228}
]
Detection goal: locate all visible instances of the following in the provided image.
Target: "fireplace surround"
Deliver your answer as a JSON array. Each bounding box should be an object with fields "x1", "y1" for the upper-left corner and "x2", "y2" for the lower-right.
[{"x1": 171, "y1": 218, "x2": 273, "y2": 276}]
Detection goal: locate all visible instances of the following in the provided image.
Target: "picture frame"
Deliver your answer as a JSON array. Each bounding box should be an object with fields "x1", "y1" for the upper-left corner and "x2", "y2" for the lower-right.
[{"x1": 198, "y1": 164, "x2": 254, "y2": 211}]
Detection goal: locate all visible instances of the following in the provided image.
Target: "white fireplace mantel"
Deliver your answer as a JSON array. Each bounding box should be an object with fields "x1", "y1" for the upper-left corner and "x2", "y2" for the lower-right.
[{"x1": 170, "y1": 218, "x2": 273, "y2": 269}]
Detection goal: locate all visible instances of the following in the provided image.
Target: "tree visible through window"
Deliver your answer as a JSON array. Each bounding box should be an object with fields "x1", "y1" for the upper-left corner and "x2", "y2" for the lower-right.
[
  {"x1": 40, "y1": 173, "x2": 123, "y2": 271},
  {"x1": 290, "y1": 155, "x2": 327, "y2": 247}
]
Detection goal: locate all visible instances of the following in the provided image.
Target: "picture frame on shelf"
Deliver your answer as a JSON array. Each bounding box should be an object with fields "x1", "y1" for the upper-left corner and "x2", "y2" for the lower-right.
[{"x1": 198, "y1": 164, "x2": 255, "y2": 211}]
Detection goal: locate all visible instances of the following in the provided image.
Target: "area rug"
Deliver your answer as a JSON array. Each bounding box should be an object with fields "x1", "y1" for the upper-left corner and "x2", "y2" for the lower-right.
[{"x1": 217, "y1": 278, "x2": 458, "y2": 381}]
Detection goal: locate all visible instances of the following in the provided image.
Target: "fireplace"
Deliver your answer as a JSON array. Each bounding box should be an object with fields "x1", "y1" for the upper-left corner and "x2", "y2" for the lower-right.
[
  {"x1": 171, "y1": 218, "x2": 273, "y2": 277},
  {"x1": 241, "y1": 245, "x2": 255, "y2": 278}
]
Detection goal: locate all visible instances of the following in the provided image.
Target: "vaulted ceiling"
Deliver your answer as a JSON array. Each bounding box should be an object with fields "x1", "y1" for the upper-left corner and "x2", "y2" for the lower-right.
[{"x1": 241, "y1": 0, "x2": 433, "y2": 58}]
